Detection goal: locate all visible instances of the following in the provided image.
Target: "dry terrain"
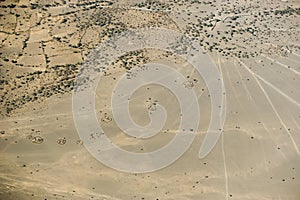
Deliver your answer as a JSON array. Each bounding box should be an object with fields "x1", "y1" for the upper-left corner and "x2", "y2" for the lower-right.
[{"x1": 0, "y1": 0, "x2": 299, "y2": 199}]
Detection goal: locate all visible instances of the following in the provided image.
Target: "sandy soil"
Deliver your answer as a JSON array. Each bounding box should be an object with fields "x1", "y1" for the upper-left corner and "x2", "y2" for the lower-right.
[{"x1": 0, "y1": 0, "x2": 299, "y2": 199}]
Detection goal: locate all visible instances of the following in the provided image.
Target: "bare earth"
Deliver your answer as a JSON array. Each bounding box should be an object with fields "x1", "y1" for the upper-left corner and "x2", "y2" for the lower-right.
[{"x1": 0, "y1": 0, "x2": 300, "y2": 199}]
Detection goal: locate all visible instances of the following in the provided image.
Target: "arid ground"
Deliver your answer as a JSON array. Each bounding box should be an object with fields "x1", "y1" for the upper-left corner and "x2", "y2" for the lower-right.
[{"x1": 0, "y1": 0, "x2": 300, "y2": 199}]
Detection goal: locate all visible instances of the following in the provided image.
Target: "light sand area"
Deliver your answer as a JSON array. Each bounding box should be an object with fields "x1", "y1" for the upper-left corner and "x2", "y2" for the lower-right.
[
  {"x1": 0, "y1": 0, "x2": 300, "y2": 199},
  {"x1": 0, "y1": 53, "x2": 299, "y2": 199}
]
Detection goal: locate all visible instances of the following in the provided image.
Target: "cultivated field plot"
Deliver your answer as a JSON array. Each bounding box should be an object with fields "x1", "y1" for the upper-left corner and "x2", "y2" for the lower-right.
[{"x1": 0, "y1": 0, "x2": 299, "y2": 199}]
